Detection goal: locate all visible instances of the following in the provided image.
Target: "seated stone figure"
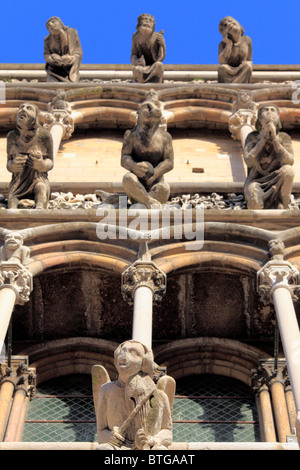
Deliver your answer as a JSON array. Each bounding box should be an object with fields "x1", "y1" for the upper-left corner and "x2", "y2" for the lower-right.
[
  {"x1": 7, "y1": 103, "x2": 54, "y2": 209},
  {"x1": 243, "y1": 104, "x2": 294, "y2": 209},
  {"x1": 121, "y1": 95, "x2": 174, "y2": 208},
  {"x1": 44, "y1": 16, "x2": 83, "y2": 82},
  {"x1": 92, "y1": 340, "x2": 174, "y2": 450},
  {"x1": 131, "y1": 14, "x2": 166, "y2": 83},
  {"x1": 218, "y1": 16, "x2": 252, "y2": 83}
]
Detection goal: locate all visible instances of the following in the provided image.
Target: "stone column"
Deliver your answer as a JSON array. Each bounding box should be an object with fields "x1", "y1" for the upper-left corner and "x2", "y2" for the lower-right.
[
  {"x1": 121, "y1": 261, "x2": 166, "y2": 349},
  {"x1": 257, "y1": 258, "x2": 300, "y2": 446},
  {"x1": 252, "y1": 366, "x2": 277, "y2": 442},
  {"x1": 44, "y1": 94, "x2": 74, "y2": 159},
  {"x1": 0, "y1": 261, "x2": 33, "y2": 349},
  {"x1": 0, "y1": 362, "x2": 35, "y2": 442}
]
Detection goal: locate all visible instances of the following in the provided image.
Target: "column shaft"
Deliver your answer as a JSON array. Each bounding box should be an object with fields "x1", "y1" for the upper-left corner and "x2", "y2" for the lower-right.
[
  {"x1": 0, "y1": 381, "x2": 15, "y2": 441},
  {"x1": 132, "y1": 285, "x2": 153, "y2": 349},
  {"x1": 285, "y1": 388, "x2": 297, "y2": 432},
  {"x1": 50, "y1": 124, "x2": 64, "y2": 159},
  {"x1": 15, "y1": 395, "x2": 30, "y2": 442},
  {"x1": 270, "y1": 380, "x2": 291, "y2": 442},
  {"x1": 4, "y1": 387, "x2": 27, "y2": 442},
  {"x1": 272, "y1": 286, "x2": 300, "y2": 412},
  {"x1": 0, "y1": 288, "x2": 17, "y2": 348},
  {"x1": 258, "y1": 386, "x2": 277, "y2": 442},
  {"x1": 240, "y1": 125, "x2": 254, "y2": 148}
]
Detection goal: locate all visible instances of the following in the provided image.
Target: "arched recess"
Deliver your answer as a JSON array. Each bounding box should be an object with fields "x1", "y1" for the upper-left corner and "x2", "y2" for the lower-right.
[
  {"x1": 153, "y1": 337, "x2": 269, "y2": 386},
  {"x1": 20, "y1": 337, "x2": 119, "y2": 385}
]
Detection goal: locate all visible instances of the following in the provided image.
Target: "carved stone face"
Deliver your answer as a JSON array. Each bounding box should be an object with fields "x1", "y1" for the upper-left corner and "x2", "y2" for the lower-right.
[
  {"x1": 4, "y1": 233, "x2": 23, "y2": 251},
  {"x1": 259, "y1": 105, "x2": 280, "y2": 131},
  {"x1": 138, "y1": 101, "x2": 162, "y2": 126},
  {"x1": 116, "y1": 341, "x2": 144, "y2": 377},
  {"x1": 17, "y1": 103, "x2": 37, "y2": 130},
  {"x1": 138, "y1": 15, "x2": 155, "y2": 35},
  {"x1": 47, "y1": 17, "x2": 63, "y2": 34},
  {"x1": 219, "y1": 16, "x2": 244, "y2": 38}
]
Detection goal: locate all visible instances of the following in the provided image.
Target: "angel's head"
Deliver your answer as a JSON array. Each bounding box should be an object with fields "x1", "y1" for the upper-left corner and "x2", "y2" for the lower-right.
[{"x1": 114, "y1": 340, "x2": 154, "y2": 379}]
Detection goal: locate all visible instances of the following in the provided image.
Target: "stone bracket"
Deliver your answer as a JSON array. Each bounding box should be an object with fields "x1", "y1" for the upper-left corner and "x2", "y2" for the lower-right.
[
  {"x1": 121, "y1": 261, "x2": 167, "y2": 305},
  {"x1": 257, "y1": 260, "x2": 300, "y2": 305},
  {"x1": 229, "y1": 108, "x2": 256, "y2": 141},
  {"x1": 44, "y1": 108, "x2": 74, "y2": 140},
  {"x1": 0, "y1": 261, "x2": 33, "y2": 306}
]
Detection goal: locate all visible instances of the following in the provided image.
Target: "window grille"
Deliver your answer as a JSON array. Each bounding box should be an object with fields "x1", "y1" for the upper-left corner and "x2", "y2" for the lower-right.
[{"x1": 22, "y1": 373, "x2": 260, "y2": 443}]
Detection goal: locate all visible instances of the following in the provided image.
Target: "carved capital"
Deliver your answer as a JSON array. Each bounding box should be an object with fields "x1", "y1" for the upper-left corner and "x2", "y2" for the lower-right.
[
  {"x1": 252, "y1": 359, "x2": 287, "y2": 392},
  {"x1": 257, "y1": 260, "x2": 300, "y2": 304},
  {"x1": 121, "y1": 261, "x2": 166, "y2": 305},
  {"x1": 0, "y1": 360, "x2": 36, "y2": 397},
  {"x1": 44, "y1": 109, "x2": 74, "y2": 140},
  {"x1": 0, "y1": 261, "x2": 33, "y2": 305},
  {"x1": 229, "y1": 109, "x2": 257, "y2": 141}
]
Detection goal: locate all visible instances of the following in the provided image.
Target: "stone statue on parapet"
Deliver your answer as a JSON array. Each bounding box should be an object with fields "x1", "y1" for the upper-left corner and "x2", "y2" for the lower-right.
[
  {"x1": 92, "y1": 340, "x2": 175, "y2": 450},
  {"x1": 131, "y1": 14, "x2": 166, "y2": 83},
  {"x1": 44, "y1": 16, "x2": 83, "y2": 82},
  {"x1": 0, "y1": 232, "x2": 30, "y2": 265},
  {"x1": 6, "y1": 103, "x2": 54, "y2": 209},
  {"x1": 218, "y1": 16, "x2": 252, "y2": 83},
  {"x1": 121, "y1": 93, "x2": 174, "y2": 208},
  {"x1": 243, "y1": 104, "x2": 294, "y2": 209}
]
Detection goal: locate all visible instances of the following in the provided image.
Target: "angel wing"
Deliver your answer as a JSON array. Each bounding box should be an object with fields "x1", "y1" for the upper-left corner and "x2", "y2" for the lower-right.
[
  {"x1": 157, "y1": 375, "x2": 176, "y2": 416},
  {"x1": 91, "y1": 364, "x2": 111, "y2": 413}
]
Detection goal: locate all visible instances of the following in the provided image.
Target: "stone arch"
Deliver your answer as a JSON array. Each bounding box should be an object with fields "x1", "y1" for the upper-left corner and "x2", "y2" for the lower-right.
[
  {"x1": 20, "y1": 337, "x2": 119, "y2": 385},
  {"x1": 153, "y1": 337, "x2": 269, "y2": 386}
]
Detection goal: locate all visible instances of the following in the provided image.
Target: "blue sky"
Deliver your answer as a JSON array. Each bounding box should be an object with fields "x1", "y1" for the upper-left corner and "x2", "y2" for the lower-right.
[{"x1": 1, "y1": 0, "x2": 300, "y2": 64}]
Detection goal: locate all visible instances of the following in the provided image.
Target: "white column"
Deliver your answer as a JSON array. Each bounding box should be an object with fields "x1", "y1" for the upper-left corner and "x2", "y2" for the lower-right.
[
  {"x1": 0, "y1": 287, "x2": 17, "y2": 349},
  {"x1": 50, "y1": 123, "x2": 64, "y2": 159},
  {"x1": 132, "y1": 285, "x2": 153, "y2": 349},
  {"x1": 272, "y1": 285, "x2": 300, "y2": 414},
  {"x1": 122, "y1": 261, "x2": 166, "y2": 349},
  {"x1": 0, "y1": 261, "x2": 33, "y2": 354},
  {"x1": 258, "y1": 259, "x2": 300, "y2": 446}
]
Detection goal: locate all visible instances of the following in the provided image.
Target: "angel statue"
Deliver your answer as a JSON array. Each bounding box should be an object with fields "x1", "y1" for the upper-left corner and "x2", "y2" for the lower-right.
[{"x1": 92, "y1": 340, "x2": 175, "y2": 450}]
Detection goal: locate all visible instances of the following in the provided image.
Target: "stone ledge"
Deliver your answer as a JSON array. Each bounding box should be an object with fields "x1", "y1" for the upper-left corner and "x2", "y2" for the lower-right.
[{"x1": 0, "y1": 441, "x2": 298, "y2": 450}]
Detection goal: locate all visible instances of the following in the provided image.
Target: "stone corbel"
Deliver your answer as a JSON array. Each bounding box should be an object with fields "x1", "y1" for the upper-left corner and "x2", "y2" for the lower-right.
[
  {"x1": 121, "y1": 261, "x2": 167, "y2": 305},
  {"x1": 229, "y1": 108, "x2": 257, "y2": 141},
  {"x1": 44, "y1": 90, "x2": 74, "y2": 140},
  {"x1": 229, "y1": 90, "x2": 257, "y2": 143},
  {"x1": 44, "y1": 107, "x2": 74, "y2": 140}
]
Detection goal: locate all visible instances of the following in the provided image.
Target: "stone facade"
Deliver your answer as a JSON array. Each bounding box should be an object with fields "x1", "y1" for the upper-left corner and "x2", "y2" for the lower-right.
[{"x1": 0, "y1": 59, "x2": 300, "y2": 450}]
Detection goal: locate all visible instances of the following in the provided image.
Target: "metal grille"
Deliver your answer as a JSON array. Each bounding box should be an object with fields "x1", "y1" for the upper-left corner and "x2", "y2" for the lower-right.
[
  {"x1": 22, "y1": 373, "x2": 260, "y2": 443},
  {"x1": 22, "y1": 375, "x2": 97, "y2": 442},
  {"x1": 173, "y1": 375, "x2": 260, "y2": 442}
]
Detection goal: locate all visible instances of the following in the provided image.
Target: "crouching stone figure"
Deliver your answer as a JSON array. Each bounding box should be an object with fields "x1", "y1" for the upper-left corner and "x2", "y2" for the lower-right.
[{"x1": 243, "y1": 104, "x2": 294, "y2": 209}]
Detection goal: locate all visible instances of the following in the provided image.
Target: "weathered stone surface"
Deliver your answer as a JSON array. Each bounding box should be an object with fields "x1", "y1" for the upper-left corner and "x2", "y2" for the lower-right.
[
  {"x1": 131, "y1": 14, "x2": 166, "y2": 84},
  {"x1": 243, "y1": 104, "x2": 295, "y2": 209},
  {"x1": 93, "y1": 340, "x2": 173, "y2": 450},
  {"x1": 121, "y1": 94, "x2": 174, "y2": 208},
  {"x1": 6, "y1": 103, "x2": 54, "y2": 209},
  {"x1": 44, "y1": 17, "x2": 82, "y2": 83},
  {"x1": 218, "y1": 16, "x2": 252, "y2": 83}
]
